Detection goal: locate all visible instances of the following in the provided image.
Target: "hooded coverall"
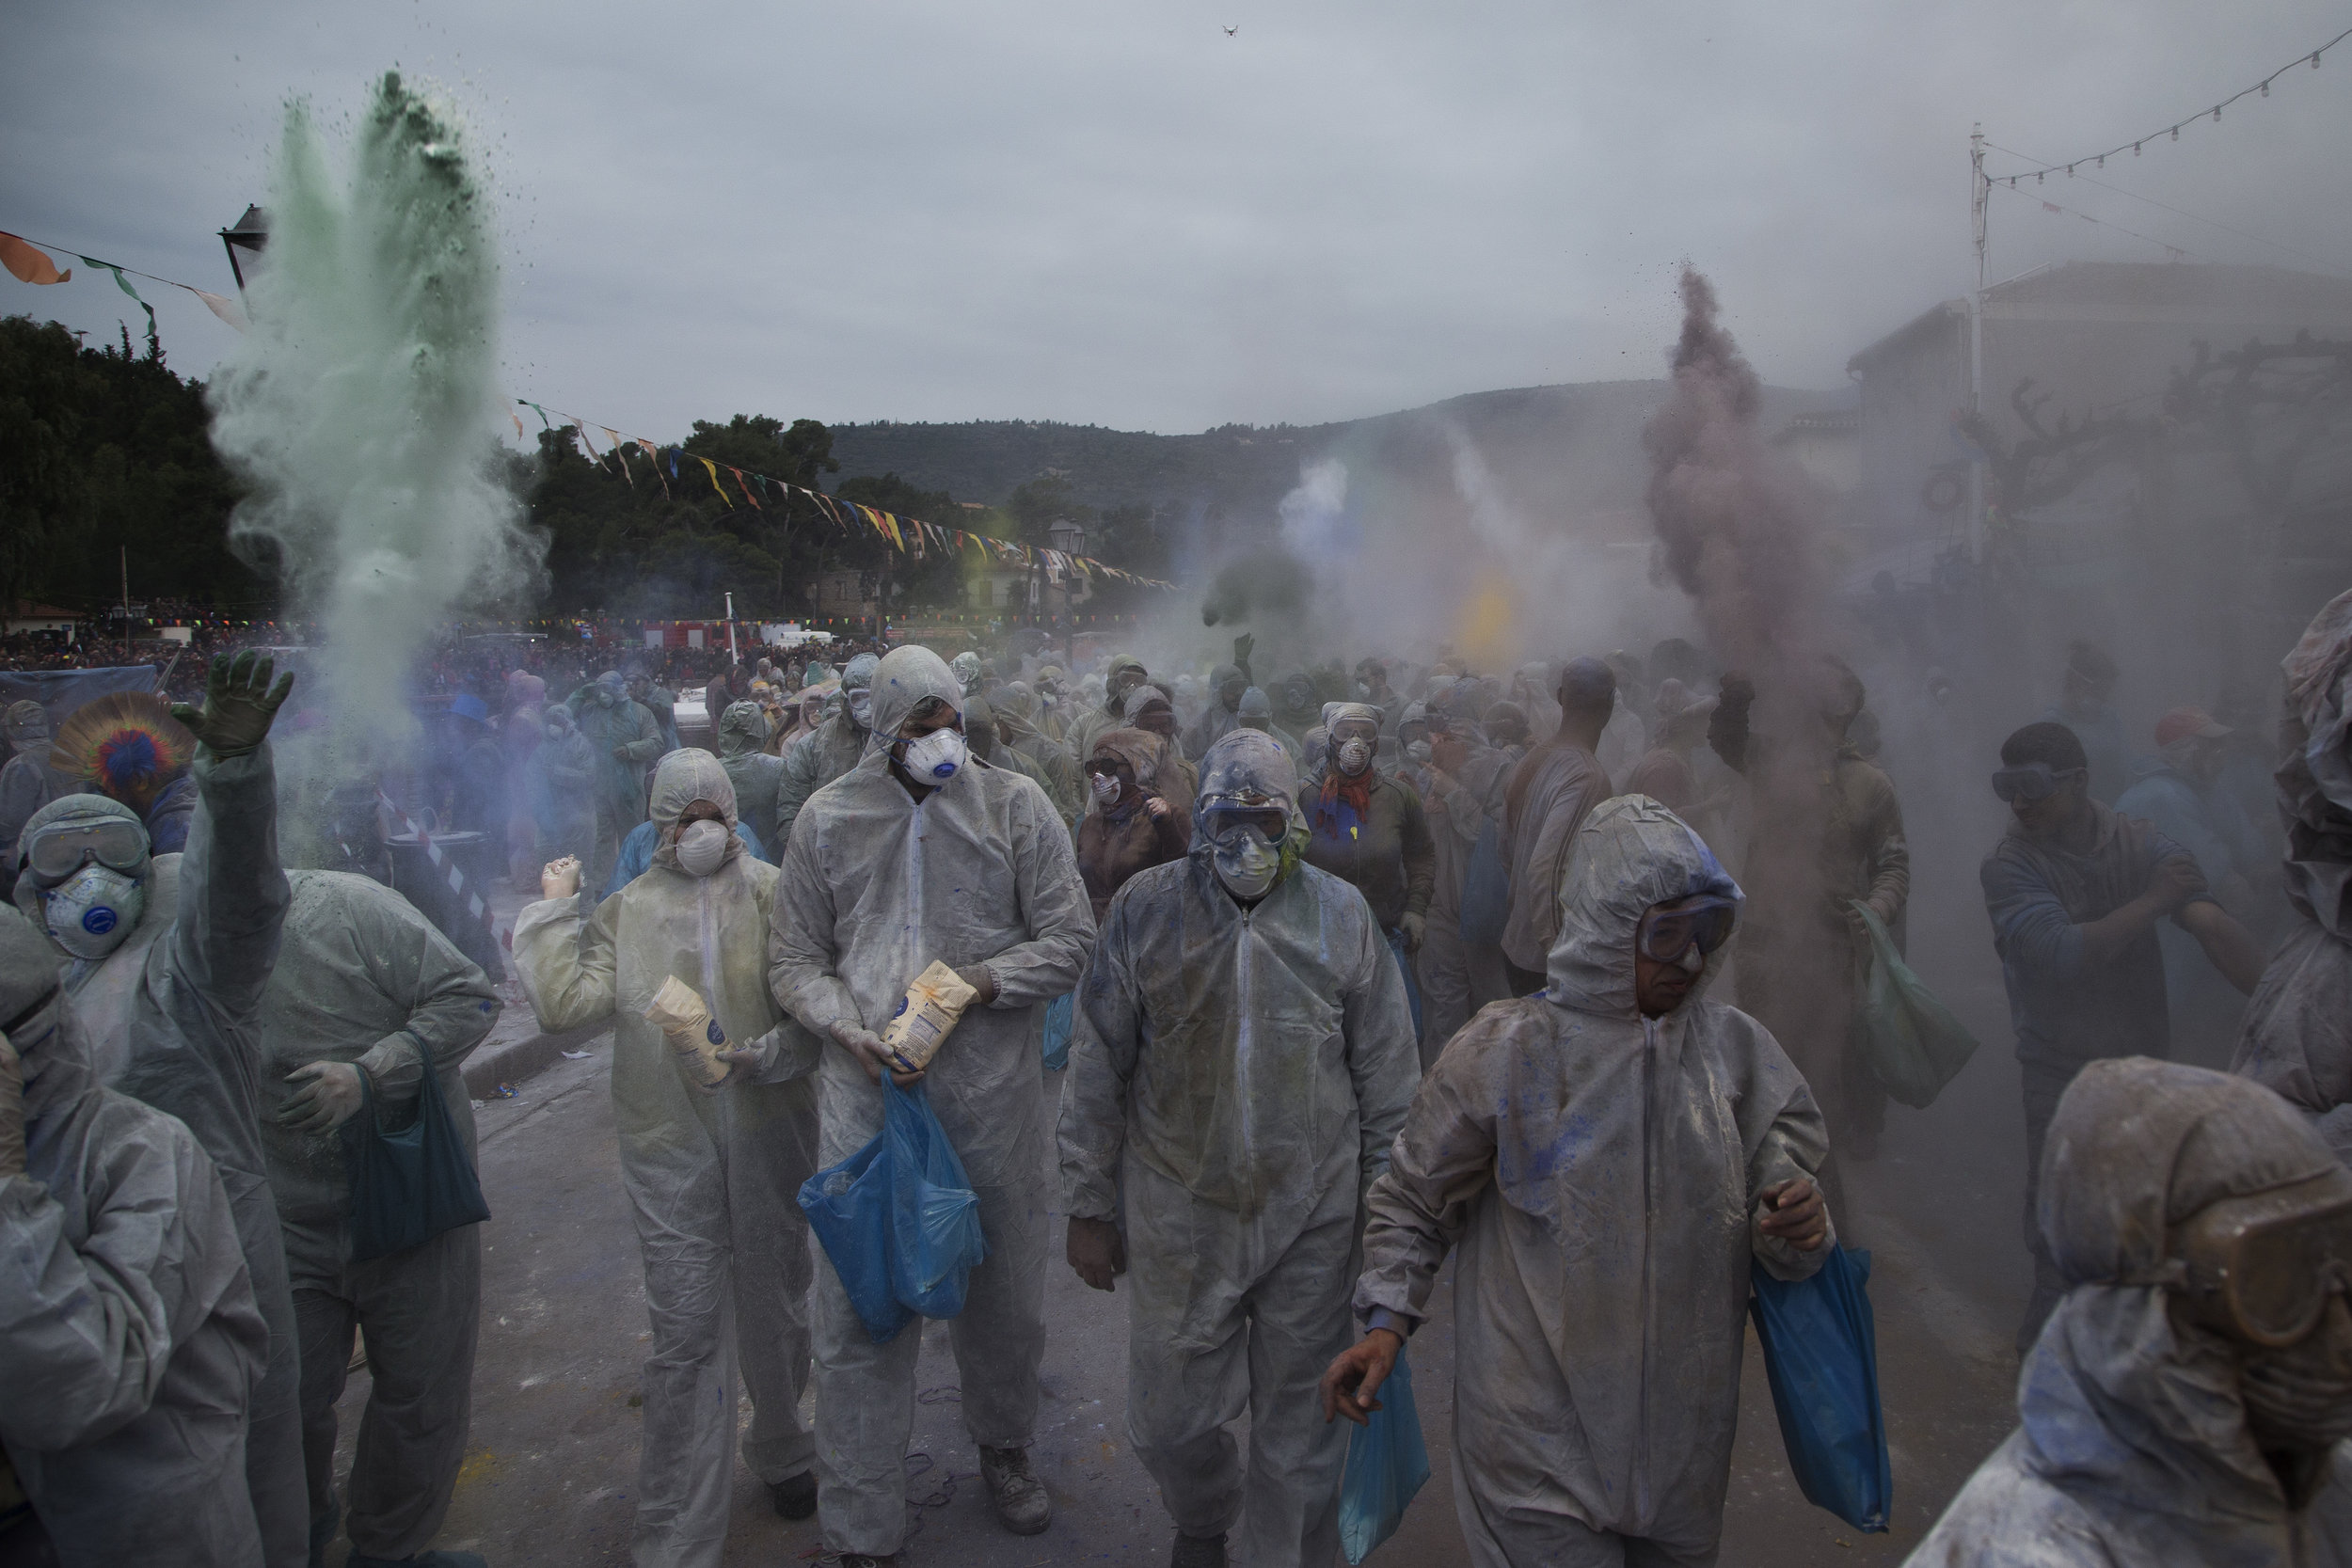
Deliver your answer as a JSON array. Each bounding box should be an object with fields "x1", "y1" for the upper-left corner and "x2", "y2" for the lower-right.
[
  {"x1": 14, "y1": 754, "x2": 308, "y2": 1568},
  {"x1": 513, "y1": 750, "x2": 819, "y2": 1568},
  {"x1": 1354, "y1": 796, "x2": 1834, "y2": 1566},
  {"x1": 1059, "y1": 729, "x2": 1419, "y2": 1564},
  {"x1": 1, "y1": 911, "x2": 271, "y2": 1566},
  {"x1": 768, "y1": 645, "x2": 1095, "y2": 1560},
  {"x1": 774, "y1": 651, "x2": 879, "y2": 851},
  {"x1": 1907, "y1": 1058, "x2": 2352, "y2": 1566},
  {"x1": 256, "y1": 870, "x2": 501, "y2": 1563}
]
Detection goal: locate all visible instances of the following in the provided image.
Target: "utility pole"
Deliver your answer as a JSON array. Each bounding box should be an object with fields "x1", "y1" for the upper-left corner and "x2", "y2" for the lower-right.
[
  {"x1": 724, "y1": 590, "x2": 739, "y2": 667},
  {"x1": 1968, "y1": 123, "x2": 1989, "y2": 563}
]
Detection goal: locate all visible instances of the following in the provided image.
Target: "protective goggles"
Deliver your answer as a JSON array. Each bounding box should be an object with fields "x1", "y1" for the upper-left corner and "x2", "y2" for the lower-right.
[
  {"x1": 24, "y1": 817, "x2": 148, "y2": 879},
  {"x1": 1198, "y1": 798, "x2": 1291, "y2": 846},
  {"x1": 1991, "y1": 762, "x2": 2085, "y2": 803},
  {"x1": 2169, "y1": 1173, "x2": 2352, "y2": 1348},
  {"x1": 1635, "y1": 895, "x2": 1739, "y2": 964},
  {"x1": 1082, "y1": 758, "x2": 1129, "y2": 779}
]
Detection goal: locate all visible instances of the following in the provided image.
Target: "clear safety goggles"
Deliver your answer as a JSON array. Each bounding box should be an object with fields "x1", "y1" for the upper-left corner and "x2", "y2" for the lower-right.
[
  {"x1": 25, "y1": 817, "x2": 148, "y2": 879},
  {"x1": 2169, "y1": 1173, "x2": 2352, "y2": 1348},
  {"x1": 1992, "y1": 762, "x2": 2086, "y2": 803},
  {"x1": 1635, "y1": 895, "x2": 1739, "y2": 965},
  {"x1": 1198, "y1": 796, "x2": 1290, "y2": 847}
]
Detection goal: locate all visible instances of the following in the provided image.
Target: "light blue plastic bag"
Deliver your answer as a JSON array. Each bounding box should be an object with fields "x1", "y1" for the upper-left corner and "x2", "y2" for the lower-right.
[
  {"x1": 1041, "y1": 991, "x2": 1074, "y2": 1072},
  {"x1": 798, "y1": 1078, "x2": 988, "y2": 1342},
  {"x1": 1339, "y1": 1346, "x2": 1430, "y2": 1562}
]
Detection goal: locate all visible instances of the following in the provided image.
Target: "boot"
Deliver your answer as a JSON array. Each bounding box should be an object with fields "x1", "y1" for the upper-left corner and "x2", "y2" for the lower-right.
[
  {"x1": 978, "y1": 1444, "x2": 1052, "y2": 1535},
  {"x1": 1170, "y1": 1530, "x2": 1229, "y2": 1567}
]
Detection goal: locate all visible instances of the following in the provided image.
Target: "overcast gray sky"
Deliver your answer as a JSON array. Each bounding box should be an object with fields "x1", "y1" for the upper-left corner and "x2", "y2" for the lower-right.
[{"x1": 8, "y1": 1, "x2": 2351, "y2": 438}]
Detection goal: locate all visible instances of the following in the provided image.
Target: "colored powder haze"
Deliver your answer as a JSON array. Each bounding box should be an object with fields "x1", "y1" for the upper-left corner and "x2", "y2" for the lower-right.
[{"x1": 207, "y1": 71, "x2": 542, "y2": 754}]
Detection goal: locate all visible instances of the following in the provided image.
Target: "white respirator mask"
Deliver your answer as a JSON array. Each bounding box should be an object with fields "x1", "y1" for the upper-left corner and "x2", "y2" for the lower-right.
[
  {"x1": 675, "y1": 819, "x2": 730, "y2": 877},
  {"x1": 1336, "y1": 738, "x2": 1375, "y2": 776},
  {"x1": 42, "y1": 864, "x2": 146, "y2": 960},
  {"x1": 899, "y1": 727, "x2": 967, "y2": 783},
  {"x1": 1211, "y1": 826, "x2": 1283, "y2": 900},
  {"x1": 1089, "y1": 772, "x2": 1122, "y2": 805},
  {"x1": 1406, "y1": 739, "x2": 1434, "y2": 766},
  {"x1": 847, "y1": 689, "x2": 875, "y2": 731}
]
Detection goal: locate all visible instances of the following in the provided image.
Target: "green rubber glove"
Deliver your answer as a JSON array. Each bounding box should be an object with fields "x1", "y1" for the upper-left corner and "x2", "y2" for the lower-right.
[{"x1": 169, "y1": 650, "x2": 296, "y2": 758}]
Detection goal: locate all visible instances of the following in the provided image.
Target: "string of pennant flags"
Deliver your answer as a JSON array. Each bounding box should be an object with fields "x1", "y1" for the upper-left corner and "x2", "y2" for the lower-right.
[
  {"x1": 512, "y1": 398, "x2": 1182, "y2": 591},
  {"x1": 0, "y1": 226, "x2": 1178, "y2": 593}
]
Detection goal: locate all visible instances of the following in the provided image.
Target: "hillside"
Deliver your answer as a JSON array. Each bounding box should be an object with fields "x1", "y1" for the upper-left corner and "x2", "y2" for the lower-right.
[{"x1": 827, "y1": 379, "x2": 1852, "y2": 536}]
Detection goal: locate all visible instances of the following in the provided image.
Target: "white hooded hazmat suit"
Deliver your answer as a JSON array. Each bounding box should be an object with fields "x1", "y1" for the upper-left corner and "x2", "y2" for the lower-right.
[
  {"x1": 1354, "y1": 795, "x2": 1834, "y2": 1567},
  {"x1": 1907, "y1": 1058, "x2": 2352, "y2": 1567},
  {"x1": 256, "y1": 870, "x2": 501, "y2": 1563},
  {"x1": 13, "y1": 750, "x2": 309, "y2": 1568},
  {"x1": 1058, "y1": 728, "x2": 1421, "y2": 1564},
  {"x1": 773, "y1": 651, "x2": 879, "y2": 851},
  {"x1": 767, "y1": 644, "x2": 1095, "y2": 1560},
  {"x1": 0, "y1": 907, "x2": 271, "y2": 1566},
  {"x1": 512, "y1": 749, "x2": 819, "y2": 1568}
]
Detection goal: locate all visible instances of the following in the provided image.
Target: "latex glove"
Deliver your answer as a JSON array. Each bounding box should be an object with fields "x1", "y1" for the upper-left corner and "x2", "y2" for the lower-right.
[
  {"x1": 955, "y1": 965, "x2": 999, "y2": 1006},
  {"x1": 0, "y1": 1029, "x2": 24, "y2": 1179},
  {"x1": 1066, "y1": 1215, "x2": 1126, "y2": 1292},
  {"x1": 830, "y1": 1019, "x2": 924, "y2": 1087},
  {"x1": 1318, "y1": 1328, "x2": 1403, "y2": 1427},
  {"x1": 281, "y1": 1060, "x2": 365, "y2": 1135},
  {"x1": 540, "y1": 858, "x2": 582, "y2": 900},
  {"x1": 1399, "y1": 912, "x2": 1426, "y2": 954},
  {"x1": 169, "y1": 650, "x2": 295, "y2": 758}
]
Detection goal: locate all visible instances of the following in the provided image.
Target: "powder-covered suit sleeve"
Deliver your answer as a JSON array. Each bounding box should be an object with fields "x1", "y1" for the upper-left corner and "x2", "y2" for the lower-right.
[
  {"x1": 510, "y1": 889, "x2": 621, "y2": 1035},
  {"x1": 169, "y1": 744, "x2": 291, "y2": 1022},
  {"x1": 338, "y1": 887, "x2": 501, "y2": 1109},
  {"x1": 1343, "y1": 895, "x2": 1421, "y2": 1190},
  {"x1": 1057, "y1": 882, "x2": 1147, "y2": 1224},
  {"x1": 977, "y1": 773, "x2": 1096, "y2": 1008},
  {"x1": 1719, "y1": 1007, "x2": 1838, "y2": 1281},
  {"x1": 1353, "y1": 1024, "x2": 1500, "y2": 1330},
  {"x1": 0, "y1": 1118, "x2": 257, "y2": 1450}
]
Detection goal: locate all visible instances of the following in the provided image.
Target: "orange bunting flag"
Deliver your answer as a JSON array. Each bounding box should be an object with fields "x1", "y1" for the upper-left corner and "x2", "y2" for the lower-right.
[
  {"x1": 511, "y1": 412, "x2": 526, "y2": 439},
  {"x1": 728, "y1": 467, "x2": 760, "y2": 509},
  {"x1": 0, "y1": 232, "x2": 70, "y2": 285}
]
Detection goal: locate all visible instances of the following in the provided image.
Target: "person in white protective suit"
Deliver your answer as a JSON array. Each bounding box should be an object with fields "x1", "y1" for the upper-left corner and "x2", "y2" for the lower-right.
[
  {"x1": 0, "y1": 905, "x2": 270, "y2": 1566},
  {"x1": 1058, "y1": 728, "x2": 1421, "y2": 1568},
  {"x1": 511, "y1": 748, "x2": 822, "y2": 1568},
  {"x1": 254, "y1": 870, "x2": 502, "y2": 1568},
  {"x1": 1906, "y1": 1058, "x2": 2352, "y2": 1566},
  {"x1": 768, "y1": 643, "x2": 1095, "y2": 1568},
  {"x1": 774, "y1": 651, "x2": 880, "y2": 850},
  {"x1": 9, "y1": 650, "x2": 308, "y2": 1568},
  {"x1": 1324, "y1": 794, "x2": 1835, "y2": 1567}
]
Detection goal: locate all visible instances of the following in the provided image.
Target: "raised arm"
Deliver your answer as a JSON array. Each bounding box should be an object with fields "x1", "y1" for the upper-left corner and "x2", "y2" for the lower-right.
[
  {"x1": 167, "y1": 652, "x2": 296, "y2": 1022},
  {"x1": 509, "y1": 884, "x2": 622, "y2": 1035}
]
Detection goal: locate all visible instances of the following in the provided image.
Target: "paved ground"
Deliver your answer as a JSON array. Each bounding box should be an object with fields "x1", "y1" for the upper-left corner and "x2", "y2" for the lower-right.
[{"x1": 319, "y1": 1019, "x2": 2029, "y2": 1568}]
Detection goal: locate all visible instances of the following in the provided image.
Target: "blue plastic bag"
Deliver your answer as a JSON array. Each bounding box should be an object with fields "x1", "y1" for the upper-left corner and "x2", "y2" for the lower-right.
[
  {"x1": 1338, "y1": 1346, "x2": 1431, "y2": 1563},
  {"x1": 1456, "y1": 820, "x2": 1510, "y2": 946},
  {"x1": 797, "y1": 1078, "x2": 988, "y2": 1343},
  {"x1": 798, "y1": 1128, "x2": 910, "y2": 1344},
  {"x1": 1041, "y1": 991, "x2": 1074, "y2": 1072},
  {"x1": 883, "y1": 1077, "x2": 989, "y2": 1320},
  {"x1": 1749, "y1": 1246, "x2": 1892, "y2": 1532}
]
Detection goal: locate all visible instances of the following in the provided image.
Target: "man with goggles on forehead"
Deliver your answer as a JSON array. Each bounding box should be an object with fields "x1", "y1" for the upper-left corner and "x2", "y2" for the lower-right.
[
  {"x1": 1058, "y1": 727, "x2": 1418, "y2": 1568},
  {"x1": 1981, "y1": 721, "x2": 2266, "y2": 1356},
  {"x1": 8, "y1": 650, "x2": 308, "y2": 1565},
  {"x1": 1915, "y1": 1058, "x2": 2352, "y2": 1561},
  {"x1": 1326, "y1": 796, "x2": 1832, "y2": 1567}
]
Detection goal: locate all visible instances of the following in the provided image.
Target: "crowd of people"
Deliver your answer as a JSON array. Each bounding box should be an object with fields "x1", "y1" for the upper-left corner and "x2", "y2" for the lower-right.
[{"x1": 3, "y1": 582, "x2": 2351, "y2": 1568}]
